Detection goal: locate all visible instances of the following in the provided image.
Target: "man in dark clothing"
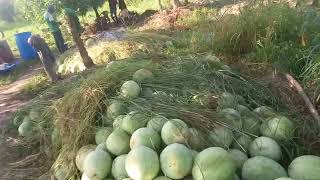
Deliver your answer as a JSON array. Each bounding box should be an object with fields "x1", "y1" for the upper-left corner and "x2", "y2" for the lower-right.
[
  {"x1": 109, "y1": 0, "x2": 118, "y2": 22},
  {"x1": 44, "y1": 5, "x2": 67, "y2": 54},
  {"x1": 28, "y1": 34, "x2": 60, "y2": 82},
  {"x1": 118, "y1": 0, "x2": 127, "y2": 10}
]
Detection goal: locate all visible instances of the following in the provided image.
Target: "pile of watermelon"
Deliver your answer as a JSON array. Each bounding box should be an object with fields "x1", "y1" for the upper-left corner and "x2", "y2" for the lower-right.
[{"x1": 19, "y1": 68, "x2": 320, "y2": 180}]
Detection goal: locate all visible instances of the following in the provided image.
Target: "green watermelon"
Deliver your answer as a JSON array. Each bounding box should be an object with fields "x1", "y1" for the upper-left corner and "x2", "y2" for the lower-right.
[
  {"x1": 192, "y1": 147, "x2": 236, "y2": 180},
  {"x1": 106, "y1": 129, "x2": 130, "y2": 156},
  {"x1": 275, "y1": 178, "x2": 295, "y2": 180},
  {"x1": 217, "y1": 92, "x2": 237, "y2": 109},
  {"x1": 107, "y1": 100, "x2": 127, "y2": 119},
  {"x1": 218, "y1": 108, "x2": 242, "y2": 129},
  {"x1": 288, "y1": 155, "x2": 320, "y2": 180},
  {"x1": 18, "y1": 120, "x2": 34, "y2": 137},
  {"x1": 160, "y1": 143, "x2": 193, "y2": 179},
  {"x1": 234, "y1": 175, "x2": 240, "y2": 180},
  {"x1": 95, "y1": 127, "x2": 113, "y2": 145},
  {"x1": 133, "y1": 69, "x2": 154, "y2": 83},
  {"x1": 83, "y1": 150, "x2": 112, "y2": 180},
  {"x1": 76, "y1": 145, "x2": 97, "y2": 172},
  {"x1": 141, "y1": 87, "x2": 154, "y2": 99},
  {"x1": 120, "y1": 80, "x2": 141, "y2": 99},
  {"x1": 253, "y1": 106, "x2": 276, "y2": 119},
  {"x1": 236, "y1": 105, "x2": 251, "y2": 117},
  {"x1": 209, "y1": 126, "x2": 234, "y2": 148},
  {"x1": 242, "y1": 117, "x2": 261, "y2": 135},
  {"x1": 112, "y1": 154, "x2": 128, "y2": 180},
  {"x1": 113, "y1": 115, "x2": 126, "y2": 129},
  {"x1": 242, "y1": 156, "x2": 288, "y2": 180},
  {"x1": 125, "y1": 146, "x2": 160, "y2": 180},
  {"x1": 147, "y1": 115, "x2": 169, "y2": 133},
  {"x1": 29, "y1": 109, "x2": 40, "y2": 120},
  {"x1": 188, "y1": 128, "x2": 207, "y2": 151},
  {"x1": 232, "y1": 134, "x2": 253, "y2": 152},
  {"x1": 130, "y1": 127, "x2": 161, "y2": 150},
  {"x1": 228, "y1": 149, "x2": 248, "y2": 172},
  {"x1": 249, "y1": 136, "x2": 282, "y2": 162},
  {"x1": 154, "y1": 176, "x2": 172, "y2": 180},
  {"x1": 121, "y1": 112, "x2": 149, "y2": 135},
  {"x1": 161, "y1": 119, "x2": 190, "y2": 145},
  {"x1": 260, "y1": 116, "x2": 294, "y2": 141},
  {"x1": 96, "y1": 143, "x2": 108, "y2": 152}
]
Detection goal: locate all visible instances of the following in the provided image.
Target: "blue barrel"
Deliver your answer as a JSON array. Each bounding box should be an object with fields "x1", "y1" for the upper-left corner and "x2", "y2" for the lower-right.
[{"x1": 15, "y1": 32, "x2": 37, "y2": 60}]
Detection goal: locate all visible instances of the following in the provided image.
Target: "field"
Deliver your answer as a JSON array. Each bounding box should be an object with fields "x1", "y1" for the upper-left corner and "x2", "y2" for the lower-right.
[{"x1": 1, "y1": 0, "x2": 320, "y2": 180}]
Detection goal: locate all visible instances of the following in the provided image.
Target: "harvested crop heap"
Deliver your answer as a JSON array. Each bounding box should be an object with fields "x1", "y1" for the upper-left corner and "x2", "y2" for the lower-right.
[{"x1": 16, "y1": 55, "x2": 320, "y2": 180}]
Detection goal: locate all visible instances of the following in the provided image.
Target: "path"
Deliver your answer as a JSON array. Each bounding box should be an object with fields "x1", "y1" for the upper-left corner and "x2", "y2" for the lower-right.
[{"x1": 0, "y1": 64, "x2": 43, "y2": 132}]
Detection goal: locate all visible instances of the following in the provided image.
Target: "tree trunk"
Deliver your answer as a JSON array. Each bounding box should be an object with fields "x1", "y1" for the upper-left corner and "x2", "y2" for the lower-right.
[
  {"x1": 312, "y1": 0, "x2": 320, "y2": 7},
  {"x1": 158, "y1": 0, "x2": 163, "y2": 10},
  {"x1": 66, "y1": 15, "x2": 94, "y2": 68},
  {"x1": 93, "y1": 7, "x2": 100, "y2": 19},
  {"x1": 172, "y1": 0, "x2": 181, "y2": 9}
]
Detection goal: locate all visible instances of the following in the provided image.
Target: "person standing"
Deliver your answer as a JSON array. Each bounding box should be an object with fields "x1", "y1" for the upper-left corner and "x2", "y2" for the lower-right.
[
  {"x1": 44, "y1": 5, "x2": 67, "y2": 54},
  {"x1": 28, "y1": 34, "x2": 61, "y2": 82},
  {"x1": 109, "y1": 0, "x2": 118, "y2": 22}
]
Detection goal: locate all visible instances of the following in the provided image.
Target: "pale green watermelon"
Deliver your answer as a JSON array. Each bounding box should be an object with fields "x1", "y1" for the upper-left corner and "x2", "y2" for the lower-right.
[
  {"x1": 217, "y1": 92, "x2": 237, "y2": 109},
  {"x1": 236, "y1": 105, "x2": 251, "y2": 117},
  {"x1": 209, "y1": 126, "x2": 234, "y2": 148},
  {"x1": 260, "y1": 116, "x2": 294, "y2": 141},
  {"x1": 192, "y1": 147, "x2": 236, "y2": 180},
  {"x1": 242, "y1": 156, "x2": 287, "y2": 180},
  {"x1": 147, "y1": 115, "x2": 169, "y2": 133},
  {"x1": 18, "y1": 120, "x2": 34, "y2": 137},
  {"x1": 161, "y1": 119, "x2": 190, "y2": 145},
  {"x1": 112, "y1": 154, "x2": 128, "y2": 180},
  {"x1": 228, "y1": 149, "x2": 248, "y2": 171},
  {"x1": 120, "y1": 80, "x2": 141, "y2": 99},
  {"x1": 160, "y1": 143, "x2": 193, "y2": 179},
  {"x1": 154, "y1": 176, "x2": 172, "y2": 180},
  {"x1": 125, "y1": 146, "x2": 160, "y2": 180},
  {"x1": 242, "y1": 117, "x2": 261, "y2": 135},
  {"x1": 83, "y1": 150, "x2": 112, "y2": 180},
  {"x1": 133, "y1": 69, "x2": 154, "y2": 83},
  {"x1": 253, "y1": 106, "x2": 276, "y2": 119},
  {"x1": 113, "y1": 115, "x2": 126, "y2": 129},
  {"x1": 188, "y1": 128, "x2": 207, "y2": 151},
  {"x1": 107, "y1": 100, "x2": 127, "y2": 119},
  {"x1": 218, "y1": 108, "x2": 242, "y2": 129},
  {"x1": 29, "y1": 109, "x2": 40, "y2": 120},
  {"x1": 130, "y1": 127, "x2": 161, "y2": 150},
  {"x1": 121, "y1": 112, "x2": 148, "y2": 135},
  {"x1": 249, "y1": 136, "x2": 282, "y2": 162},
  {"x1": 106, "y1": 129, "x2": 130, "y2": 156},
  {"x1": 96, "y1": 143, "x2": 108, "y2": 152},
  {"x1": 76, "y1": 145, "x2": 97, "y2": 172},
  {"x1": 95, "y1": 127, "x2": 113, "y2": 145},
  {"x1": 234, "y1": 175, "x2": 240, "y2": 180},
  {"x1": 232, "y1": 134, "x2": 253, "y2": 152},
  {"x1": 191, "y1": 150, "x2": 199, "y2": 159},
  {"x1": 288, "y1": 155, "x2": 320, "y2": 180},
  {"x1": 275, "y1": 178, "x2": 295, "y2": 180}
]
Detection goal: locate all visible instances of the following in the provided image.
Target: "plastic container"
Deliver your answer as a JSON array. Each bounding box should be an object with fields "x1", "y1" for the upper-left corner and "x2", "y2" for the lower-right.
[{"x1": 15, "y1": 32, "x2": 37, "y2": 60}]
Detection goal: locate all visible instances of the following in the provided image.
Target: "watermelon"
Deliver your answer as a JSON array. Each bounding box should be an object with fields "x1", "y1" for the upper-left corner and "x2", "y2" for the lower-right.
[
  {"x1": 133, "y1": 69, "x2": 154, "y2": 83},
  {"x1": 96, "y1": 143, "x2": 108, "y2": 152},
  {"x1": 228, "y1": 149, "x2": 248, "y2": 172},
  {"x1": 218, "y1": 108, "x2": 242, "y2": 129},
  {"x1": 18, "y1": 120, "x2": 34, "y2": 137},
  {"x1": 29, "y1": 109, "x2": 40, "y2": 120},
  {"x1": 260, "y1": 116, "x2": 294, "y2": 141},
  {"x1": 161, "y1": 119, "x2": 190, "y2": 145},
  {"x1": 76, "y1": 145, "x2": 97, "y2": 172},
  {"x1": 147, "y1": 115, "x2": 169, "y2": 133},
  {"x1": 121, "y1": 112, "x2": 148, "y2": 135},
  {"x1": 217, "y1": 92, "x2": 237, "y2": 109},
  {"x1": 288, "y1": 155, "x2": 320, "y2": 180},
  {"x1": 234, "y1": 175, "x2": 240, "y2": 180},
  {"x1": 209, "y1": 126, "x2": 234, "y2": 148},
  {"x1": 242, "y1": 117, "x2": 261, "y2": 135},
  {"x1": 54, "y1": 164, "x2": 68, "y2": 180},
  {"x1": 236, "y1": 105, "x2": 251, "y2": 117},
  {"x1": 130, "y1": 127, "x2": 161, "y2": 150},
  {"x1": 249, "y1": 136, "x2": 282, "y2": 161},
  {"x1": 83, "y1": 150, "x2": 112, "y2": 180},
  {"x1": 113, "y1": 115, "x2": 126, "y2": 129},
  {"x1": 242, "y1": 156, "x2": 287, "y2": 180},
  {"x1": 107, "y1": 100, "x2": 127, "y2": 119},
  {"x1": 188, "y1": 128, "x2": 207, "y2": 151},
  {"x1": 95, "y1": 127, "x2": 113, "y2": 145},
  {"x1": 221, "y1": 65, "x2": 232, "y2": 71},
  {"x1": 106, "y1": 129, "x2": 130, "y2": 156},
  {"x1": 253, "y1": 106, "x2": 276, "y2": 119},
  {"x1": 125, "y1": 146, "x2": 160, "y2": 180},
  {"x1": 191, "y1": 150, "x2": 199, "y2": 159},
  {"x1": 275, "y1": 178, "x2": 295, "y2": 180},
  {"x1": 192, "y1": 147, "x2": 236, "y2": 180},
  {"x1": 141, "y1": 87, "x2": 154, "y2": 99},
  {"x1": 120, "y1": 80, "x2": 141, "y2": 99},
  {"x1": 112, "y1": 154, "x2": 128, "y2": 180},
  {"x1": 160, "y1": 143, "x2": 193, "y2": 179},
  {"x1": 232, "y1": 134, "x2": 253, "y2": 152}
]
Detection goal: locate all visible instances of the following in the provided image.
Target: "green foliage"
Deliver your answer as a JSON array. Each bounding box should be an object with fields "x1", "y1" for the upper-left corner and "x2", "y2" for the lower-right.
[{"x1": 0, "y1": 0, "x2": 16, "y2": 22}]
